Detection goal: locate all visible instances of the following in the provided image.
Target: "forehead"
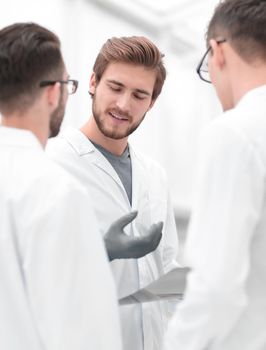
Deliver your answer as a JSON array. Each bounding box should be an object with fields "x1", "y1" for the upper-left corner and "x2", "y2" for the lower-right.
[{"x1": 100, "y1": 62, "x2": 156, "y2": 93}]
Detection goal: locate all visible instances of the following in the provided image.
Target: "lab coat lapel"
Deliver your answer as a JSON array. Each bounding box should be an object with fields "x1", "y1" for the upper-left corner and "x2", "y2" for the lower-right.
[
  {"x1": 130, "y1": 145, "x2": 150, "y2": 215},
  {"x1": 91, "y1": 151, "x2": 132, "y2": 208},
  {"x1": 63, "y1": 127, "x2": 126, "y2": 192},
  {"x1": 91, "y1": 152, "x2": 125, "y2": 191}
]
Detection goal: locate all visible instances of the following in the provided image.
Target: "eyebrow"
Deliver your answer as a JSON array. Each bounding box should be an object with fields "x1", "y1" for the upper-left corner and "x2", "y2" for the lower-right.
[{"x1": 106, "y1": 79, "x2": 152, "y2": 97}]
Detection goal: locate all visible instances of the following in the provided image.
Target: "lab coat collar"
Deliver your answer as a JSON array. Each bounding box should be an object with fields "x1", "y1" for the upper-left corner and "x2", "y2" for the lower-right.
[
  {"x1": 62, "y1": 127, "x2": 131, "y2": 204},
  {"x1": 128, "y1": 143, "x2": 143, "y2": 163},
  {"x1": 61, "y1": 127, "x2": 95, "y2": 155},
  {"x1": 237, "y1": 84, "x2": 266, "y2": 109},
  {"x1": 62, "y1": 127, "x2": 143, "y2": 161},
  {"x1": 0, "y1": 125, "x2": 43, "y2": 151}
]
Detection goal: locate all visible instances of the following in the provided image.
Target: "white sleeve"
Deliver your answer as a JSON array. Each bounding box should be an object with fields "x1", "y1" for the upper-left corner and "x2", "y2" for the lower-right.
[
  {"x1": 164, "y1": 121, "x2": 265, "y2": 350},
  {"x1": 23, "y1": 181, "x2": 122, "y2": 350}
]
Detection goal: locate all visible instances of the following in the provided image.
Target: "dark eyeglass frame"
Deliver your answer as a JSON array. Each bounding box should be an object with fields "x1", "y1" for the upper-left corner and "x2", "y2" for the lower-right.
[
  {"x1": 39, "y1": 79, "x2": 79, "y2": 94},
  {"x1": 196, "y1": 38, "x2": 227, "y2": 83}
]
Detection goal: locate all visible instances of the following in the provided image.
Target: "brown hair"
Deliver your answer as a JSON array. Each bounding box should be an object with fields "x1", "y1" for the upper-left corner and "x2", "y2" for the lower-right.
[
  {"x1": 93, "y1": 36, "x2": 166, "y2": 100},
  {"x1": 207, "y1": 0, "x2": 266, "y2": 62},
  {"x1": 0, "y1": 22, "x2": 64, "y2": 114}
]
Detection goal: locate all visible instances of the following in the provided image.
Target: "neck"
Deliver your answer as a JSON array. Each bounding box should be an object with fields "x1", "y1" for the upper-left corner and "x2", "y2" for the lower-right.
[
  {"x1": 230, "y1": 57, "x2": 266, "y2": 107},
  {"x1": 1, "y1": 107, "x2": 49, "y2": 148},
  {"x1": 80, "y1": 116, "x2": 128, "y2": 156}
]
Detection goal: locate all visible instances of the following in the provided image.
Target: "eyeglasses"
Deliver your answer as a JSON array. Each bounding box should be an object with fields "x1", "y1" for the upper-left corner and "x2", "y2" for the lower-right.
[
  {"x1": 196, "y1": 38, "x2": 227, "y2": 83},
  {"x1": 39, "y1": 79, "x2": 78, "y2": 95}
]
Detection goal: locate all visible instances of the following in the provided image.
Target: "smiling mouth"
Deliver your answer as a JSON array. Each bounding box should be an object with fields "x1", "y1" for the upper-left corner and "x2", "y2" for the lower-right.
[{"x1": 109, "y1": 112, "x2": 129, "y2": 121}]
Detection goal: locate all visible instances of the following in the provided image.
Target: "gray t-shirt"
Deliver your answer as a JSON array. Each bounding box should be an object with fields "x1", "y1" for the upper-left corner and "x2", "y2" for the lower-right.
[{"x1": 91, "y1": 141, "x2": 132, "y2": 204}]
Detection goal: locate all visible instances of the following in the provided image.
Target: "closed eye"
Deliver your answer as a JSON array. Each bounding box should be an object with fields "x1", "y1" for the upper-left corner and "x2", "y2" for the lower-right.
[
  {"x1": 108, "y1": 85, "x2": 122, "y2": 92},
  {"x1": 133, "y1": 93, "x2": 148, "y2": 100}
]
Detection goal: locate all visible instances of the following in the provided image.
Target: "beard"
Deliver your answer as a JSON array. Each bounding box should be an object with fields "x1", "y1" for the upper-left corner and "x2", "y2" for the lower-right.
[
  {"x1": 92, "y1": 93, "x2": 146, "y2": 140},
  {"x1": 49, "y1": 89, "x2": 66, "y2": 138}
]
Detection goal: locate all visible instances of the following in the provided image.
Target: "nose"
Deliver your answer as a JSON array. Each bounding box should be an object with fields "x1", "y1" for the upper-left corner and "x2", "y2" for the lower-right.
[{"x1": 115, "y1": 92, "x2": 131, "y2": 113}]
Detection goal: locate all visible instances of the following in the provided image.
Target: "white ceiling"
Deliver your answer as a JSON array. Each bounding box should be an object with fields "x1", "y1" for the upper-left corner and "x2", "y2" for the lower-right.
[
  {"x1": 134, "y1": 0, "x2": 195, "y2": 14},
  {"x1": 89, "y1": 0, "x2": 218, "y2": 56}
]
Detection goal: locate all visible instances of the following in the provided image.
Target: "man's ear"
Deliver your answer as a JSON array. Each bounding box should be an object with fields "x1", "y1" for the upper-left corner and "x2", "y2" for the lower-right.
[
  {"x1": 46, "y1": 82, "x2": 61, "y2": 109},
  {"x1": 89, "y1": 73, "x2": 97, "y2": 95},
  {"x1": 209, "y1": 39, "x2": 225, "y2": 69}
]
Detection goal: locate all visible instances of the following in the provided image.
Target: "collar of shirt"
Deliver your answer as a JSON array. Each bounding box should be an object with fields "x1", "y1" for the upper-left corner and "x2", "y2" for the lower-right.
[
  {"x1": 90, "y1": 140, "x2": 130, "y2": 161},
  {"x1": 237, "y1": 84, "x2": 266, "y2": 109},
  {"x1": 0, "y1": 126, "x2": 43, "y2": 151},
  {"x1": 61, "y1": 127, "x2": 131, "y2": 158}
]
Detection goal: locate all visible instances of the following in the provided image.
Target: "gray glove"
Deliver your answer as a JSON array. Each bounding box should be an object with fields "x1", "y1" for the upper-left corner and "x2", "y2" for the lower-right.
[{"x1": 104, "y1": 211, "x2": 163, "y2": 261}]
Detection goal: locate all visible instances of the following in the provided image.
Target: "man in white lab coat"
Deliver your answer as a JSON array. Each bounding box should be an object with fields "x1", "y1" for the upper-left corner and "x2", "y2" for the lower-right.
[
  {"x1": 0, "y1": 22, "x2": 122, "y2": 350},
  {"x1": 164, "y1": 0, "x2": 266, "y2": 349},
  {"x1": 47, "y1": 36, "x2": 179, "y2": 350}
]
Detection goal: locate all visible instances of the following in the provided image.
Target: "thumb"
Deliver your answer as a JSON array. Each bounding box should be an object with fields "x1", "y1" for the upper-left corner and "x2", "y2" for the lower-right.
[{"x1": 111, "y1": 211, "x2": 138, "y2": 230}]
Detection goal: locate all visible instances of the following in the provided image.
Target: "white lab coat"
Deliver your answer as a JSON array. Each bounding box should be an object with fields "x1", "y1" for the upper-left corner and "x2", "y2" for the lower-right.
[
  {"x1": 46, "y1": 127, "x2": 179, "y2": 350},
  {"x1": 0, "y1": 126, "x2": 122, "y2": 350},
  {"x1": 164, "y1": 85, "x2": 266, "y2": 350}
]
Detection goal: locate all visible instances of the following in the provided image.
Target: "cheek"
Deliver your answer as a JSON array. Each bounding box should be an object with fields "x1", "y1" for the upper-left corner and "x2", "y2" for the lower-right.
[
  {"x1": 93, "y1": 91, "x2": 108, "y2": 110},
  {"x1": 98, "y1": 90, "x2": 115, "y2": 106},
  {"x1": 134, "y1": 100, "x2": 152, "y2": 115},
  {"x1": 131, "y1": 105, "x2": 146, "y2": 119},
  {"x1": 208, "y1": 59, "x2": 214, "y2": 83},
  {"x1": 64, "y1": 90, "x2": 69, "y2": 104}
]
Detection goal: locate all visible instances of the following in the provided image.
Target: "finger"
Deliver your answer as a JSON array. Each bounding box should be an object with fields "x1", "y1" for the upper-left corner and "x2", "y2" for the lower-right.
[
  {"x1": 151, "y1": 230, "x2": 162, "y2": 250},
  {"x1": 150, "y1": 221, "x2": 164, "y2": 232},
  {"x1": 145, "y1": 222, "x2": 163, "y2": 249},
  {"x1": 110, "y1": 211, "x2": 138, "y2": 230},
  {"x1": 147, "y1": 221, "x2": 164, "y2": 237}
]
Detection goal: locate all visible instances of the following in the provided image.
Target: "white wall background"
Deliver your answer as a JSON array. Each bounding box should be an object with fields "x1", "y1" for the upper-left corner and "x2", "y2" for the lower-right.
[{"x1": 1, "y1": 0, "x2": 223, "y2": 216}]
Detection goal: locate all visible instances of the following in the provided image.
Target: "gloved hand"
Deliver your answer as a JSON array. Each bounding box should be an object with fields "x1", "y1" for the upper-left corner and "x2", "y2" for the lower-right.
[{"x1": 104, "y1": 211, "x2": 163, "y2": 261}]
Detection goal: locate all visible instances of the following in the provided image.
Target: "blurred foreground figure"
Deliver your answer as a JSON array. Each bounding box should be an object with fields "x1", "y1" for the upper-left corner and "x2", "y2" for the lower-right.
[
  {"x1": 165, "y1": 0, "x2": 266, "y2": 349},
  {"x1": 0, "y1": 22, "x2": 122, "y2": 350},
  {"x1": 47, "y1": 36, "x2": 179, "y2": 350}
]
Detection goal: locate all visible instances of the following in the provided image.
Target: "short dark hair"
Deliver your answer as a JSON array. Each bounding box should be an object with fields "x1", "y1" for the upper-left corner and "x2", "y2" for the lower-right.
[
  {"x1": 207, "y1": 0, "x2": 266, "y2": 62},
  {"x1": 93, "y1": 36, "x2": 166, "y2": 101},
  {"x1": 0, "y1": 22, "x2": 65, "y2": 114}
]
